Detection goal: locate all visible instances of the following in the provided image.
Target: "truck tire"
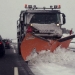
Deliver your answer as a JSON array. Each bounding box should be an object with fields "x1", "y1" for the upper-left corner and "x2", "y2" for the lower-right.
[{"x1": 18, "y1": 43, "x2": 21, "y2": 55}]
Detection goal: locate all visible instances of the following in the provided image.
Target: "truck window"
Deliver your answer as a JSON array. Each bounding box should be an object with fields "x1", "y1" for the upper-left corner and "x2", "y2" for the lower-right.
[{"x1": 30, "y1": 13, "x2": 59, "y2": 24}]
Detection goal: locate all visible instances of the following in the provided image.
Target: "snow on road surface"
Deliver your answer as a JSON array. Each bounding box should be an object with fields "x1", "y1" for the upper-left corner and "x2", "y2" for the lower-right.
[
  {"x1": 11, "y1": 39, "x2": 17, "y2": 48},
  {"x1": 12, "y1": 39, "x2": 17, "y2": 43},
  {"x1": 28, "y1": 47, "x2": 75, "y2": 75}
]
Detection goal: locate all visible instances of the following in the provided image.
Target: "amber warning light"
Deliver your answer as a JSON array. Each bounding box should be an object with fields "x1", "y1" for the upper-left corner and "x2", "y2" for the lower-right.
[
  {"x1": 24, "y1": 4, "x2": 61, "y2": 9},
  {"x1": 25, "y1": 4, "x2": 27, "y2": 8}
]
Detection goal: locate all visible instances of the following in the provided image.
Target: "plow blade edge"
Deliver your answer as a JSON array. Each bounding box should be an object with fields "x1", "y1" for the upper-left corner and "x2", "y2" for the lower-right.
[{"x1": 21, "y1": 33, "x2": 75, "y2": 61}]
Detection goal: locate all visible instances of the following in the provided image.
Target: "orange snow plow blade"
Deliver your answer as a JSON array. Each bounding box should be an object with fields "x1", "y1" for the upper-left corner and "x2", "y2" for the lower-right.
[{"x1": 21, "y1": 33, "x2": 75, "y2": 61}]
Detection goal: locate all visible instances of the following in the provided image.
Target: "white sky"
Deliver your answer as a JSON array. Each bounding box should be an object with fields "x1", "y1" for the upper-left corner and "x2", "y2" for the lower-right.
[{"x1": 0, "y1": 0, "x2": 75, "y2": 39}]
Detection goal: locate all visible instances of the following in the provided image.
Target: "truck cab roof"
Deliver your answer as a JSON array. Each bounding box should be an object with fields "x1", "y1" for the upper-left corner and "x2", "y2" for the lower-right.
[{"x1": 20, "y1": 9, "x2": 61, "y2": 15}]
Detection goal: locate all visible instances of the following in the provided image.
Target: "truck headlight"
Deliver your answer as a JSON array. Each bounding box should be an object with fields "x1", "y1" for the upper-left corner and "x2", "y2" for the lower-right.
[
  {"x1": 57, "y1": 24, "x2": 60, "y2": 26},
  {"x1": 30, "y1": 24, "x2": 33, "y2": 26}
]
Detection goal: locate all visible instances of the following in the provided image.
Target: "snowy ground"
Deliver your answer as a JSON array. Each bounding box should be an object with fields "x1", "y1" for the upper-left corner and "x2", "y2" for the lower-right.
[
  {"x1": 28, "y1": 47, "x2": 75, "y2": 75},
  {"x1": 27, "y1": 34, "x2": 75, "y2": 75},
  {"x1": 11, "y1": 39, "x2": 17, "y2": 48},
  {"x1": 11, "y1": 39, "x2": 17, "y2": 43}
]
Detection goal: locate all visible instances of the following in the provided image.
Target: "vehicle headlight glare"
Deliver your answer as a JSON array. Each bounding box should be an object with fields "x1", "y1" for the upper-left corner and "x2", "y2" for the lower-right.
[
  {"x1": 57, "y1": 24, "x2": 60, "y2": 26},
  {"x1": 30, "y1": 24, "x2": 33, "y2": 26}
]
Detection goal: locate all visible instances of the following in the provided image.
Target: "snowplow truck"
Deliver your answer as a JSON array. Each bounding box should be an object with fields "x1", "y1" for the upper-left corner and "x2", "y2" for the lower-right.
[{"x1": 17, "y1": 5, "x2": 75, "y2": 61}]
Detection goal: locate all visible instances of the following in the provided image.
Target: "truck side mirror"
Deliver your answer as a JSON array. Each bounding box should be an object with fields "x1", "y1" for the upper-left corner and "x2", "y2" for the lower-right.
[{"x1": 62, "y1": 13, "x2": 66, "y2": 24}]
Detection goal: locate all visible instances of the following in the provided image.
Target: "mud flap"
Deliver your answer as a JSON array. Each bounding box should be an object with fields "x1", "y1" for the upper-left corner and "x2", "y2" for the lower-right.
[{"x1": 21, "y1": 33, "x2": 75, "y2": 61}]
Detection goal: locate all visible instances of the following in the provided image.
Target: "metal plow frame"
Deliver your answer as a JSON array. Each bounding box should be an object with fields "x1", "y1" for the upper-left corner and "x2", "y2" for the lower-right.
[{"x1": 21, "y1": 33, "x2": 75, "y2": 61}]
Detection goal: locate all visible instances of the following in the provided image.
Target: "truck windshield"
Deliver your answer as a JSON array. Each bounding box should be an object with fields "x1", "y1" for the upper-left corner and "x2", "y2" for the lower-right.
[{"x1": 30, "y1": 13, "x2": 59, "y2": 24}]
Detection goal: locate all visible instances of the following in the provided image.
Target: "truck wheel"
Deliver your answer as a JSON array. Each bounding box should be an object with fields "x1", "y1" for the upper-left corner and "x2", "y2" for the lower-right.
[{"x1": 18, "y1": 43, "x2": 21, "y2": 55}]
